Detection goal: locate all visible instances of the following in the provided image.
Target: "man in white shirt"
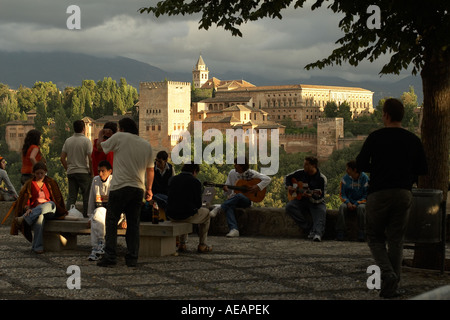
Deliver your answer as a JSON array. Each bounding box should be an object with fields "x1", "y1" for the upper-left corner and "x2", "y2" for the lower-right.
[
  {"x1": 210, "y1": 157, "x2": 271, "y2": 237},
  {"x1": 97, "y1": 117, "x2": 154, "y2": 268},
  {"x1": 60, "y1": 120, "x2": 93, "y2": 217}
]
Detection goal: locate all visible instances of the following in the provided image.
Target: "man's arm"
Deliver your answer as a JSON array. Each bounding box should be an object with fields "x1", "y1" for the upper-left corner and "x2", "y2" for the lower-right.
[
  {"x1": 145, "y1": 167, "x2": 155, "y2": 201},
  {"x1": 60, "y1": 151, "x2": 68, "y2": 171}
]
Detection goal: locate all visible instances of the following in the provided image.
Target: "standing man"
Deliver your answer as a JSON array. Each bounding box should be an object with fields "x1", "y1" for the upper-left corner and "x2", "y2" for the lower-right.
[
  {"x1": 356, "y1": 98, "x2": 428, "y2": 298},
  {"x1": 336, "y1": 160, "x2": 369, "y2": 241},
  {"x1": 60, "y1": 120, "x2": 93, "y2": 217},
  {"x1": 97, "y1": 117, "x2": 154, "y2": 268},
  {"x1": 285, "y1": 156, "x2": 327, "y2": 242}
]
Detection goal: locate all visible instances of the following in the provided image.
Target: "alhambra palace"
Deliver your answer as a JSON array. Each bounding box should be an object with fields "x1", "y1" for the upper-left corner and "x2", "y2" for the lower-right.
[{"x1": 5, "y1": 55, "x2": 374, "y2": 161}]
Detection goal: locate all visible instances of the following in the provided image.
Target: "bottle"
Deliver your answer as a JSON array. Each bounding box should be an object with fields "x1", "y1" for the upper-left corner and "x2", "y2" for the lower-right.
[{"x1": 152, "y1": 202, "x2": 159, "y2": 224}]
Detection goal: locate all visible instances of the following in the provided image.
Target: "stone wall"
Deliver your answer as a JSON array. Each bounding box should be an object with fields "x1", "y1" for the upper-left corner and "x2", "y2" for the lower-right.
[{"x1": 208, "y1": 207, "x2": 350, "y2": 240}]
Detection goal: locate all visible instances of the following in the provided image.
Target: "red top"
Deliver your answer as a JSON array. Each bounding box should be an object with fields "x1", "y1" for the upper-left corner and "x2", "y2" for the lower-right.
[
  {"x1": 91, "y1": 139, "x2": 114, "y2": 176},
  {"x1": 21, "y1": 145, "x2": 42, "y2": 174},
  {"x1": 29, "y1": 180, "x2": 51, "y2": 208}
]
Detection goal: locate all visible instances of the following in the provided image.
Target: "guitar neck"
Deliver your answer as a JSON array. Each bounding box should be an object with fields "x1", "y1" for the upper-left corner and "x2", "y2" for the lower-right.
[{"x1": 210, "y1": 183, "x2": 248, "y2": 192}]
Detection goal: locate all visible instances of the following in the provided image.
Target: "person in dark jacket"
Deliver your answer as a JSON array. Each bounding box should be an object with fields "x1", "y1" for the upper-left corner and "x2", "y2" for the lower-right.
[
  {"x1": 152, "y1": 151, "x2": 175, "y2": 210},
  {"x1": 166, "y1": 163, "x2": 212, "y2": 253},
  {"x1": 285, "y1": 156, "x2": 327, "y2": 242},
  {"x1": 356, "y1": 98, "x2": 428, "y2": 299}
]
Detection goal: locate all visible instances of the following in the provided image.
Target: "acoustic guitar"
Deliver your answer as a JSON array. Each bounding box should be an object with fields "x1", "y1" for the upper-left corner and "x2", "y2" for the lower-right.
[
  {"x1": 287, "y1": 178, "x2": 322, "y2": 201},
  {"x1": 203, "y1": 179, "x2": 266, "y2": 203}
]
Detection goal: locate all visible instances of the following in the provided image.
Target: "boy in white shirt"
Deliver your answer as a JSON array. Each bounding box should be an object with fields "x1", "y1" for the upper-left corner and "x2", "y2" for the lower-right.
[{"x1": 87, "y1": 160, "x2": 113, "y2": 261}]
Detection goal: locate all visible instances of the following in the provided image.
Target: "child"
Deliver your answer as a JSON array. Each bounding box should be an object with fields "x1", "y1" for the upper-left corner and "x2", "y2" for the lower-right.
[{"x1": 87, "y1": 160, "x2": 113, "y2": 261}]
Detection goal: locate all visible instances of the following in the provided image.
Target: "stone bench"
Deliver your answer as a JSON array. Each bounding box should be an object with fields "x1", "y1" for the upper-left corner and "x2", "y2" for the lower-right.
[
  {"x1": 43, "y1": 218, "x2": 192, "y2": 257},
  {"x1": 208, "y1": 207, "x2": 360, "y2": 240}
]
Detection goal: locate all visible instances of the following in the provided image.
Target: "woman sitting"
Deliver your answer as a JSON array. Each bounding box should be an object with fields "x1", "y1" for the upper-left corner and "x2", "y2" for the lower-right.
[{"x1": 11, "y1": 162, "x2": 68, "y2": 253}]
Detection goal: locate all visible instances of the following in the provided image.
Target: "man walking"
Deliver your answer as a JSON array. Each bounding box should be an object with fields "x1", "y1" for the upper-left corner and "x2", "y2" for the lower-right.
[
  {"x1": 356, "y1": 98, "x2": 428, "y2": 298},
  {"x1": 60, "y1": 120, "x2": 93, "y2": 217},
  {"x1": 97, "y1": 117, "x2": 154, "y2": 267}
]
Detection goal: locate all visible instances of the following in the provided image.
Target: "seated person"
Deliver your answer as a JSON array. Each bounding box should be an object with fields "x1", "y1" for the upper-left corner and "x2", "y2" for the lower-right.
[
  {"x1": 336, "y1": 160, "x2": 369, "y2": 241},
  {"x1": 166, "y1": 163, "x2": 212, "y2": 253},
  {"x1": 152, "y1": 150, "x2": 175, "y2": 212},
  {"x1": 87, "y1": 160, "x2": 113, "y2": 261},
  {"x1": 11, "y1": 162, "x2": 68, "y2": 253},
  {"x1": 0, "y1": 156, "x2": 18, "y2": 201},
  {"x1": 209, "y1": 157, "x2": 271, "y2": 238},
  {"x1": 285, "y1": 156, "x2": 327, "y2": 242}
]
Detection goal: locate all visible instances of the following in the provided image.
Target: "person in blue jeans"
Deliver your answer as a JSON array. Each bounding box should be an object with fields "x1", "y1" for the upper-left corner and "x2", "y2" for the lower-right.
[
  {"x1": 12, "y1": 162, "x2": 68, "y2": 253},
  {"x1": 210, "y1": 157, "x2": 271, "y2": 238},
  {"x1": 285, "y1": 156, "x2": 327, "y2": 242}
]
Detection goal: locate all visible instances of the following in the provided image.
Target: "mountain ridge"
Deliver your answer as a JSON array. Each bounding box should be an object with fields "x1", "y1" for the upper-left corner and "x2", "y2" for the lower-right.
[{"x1": 0, "y1": 51, "x2": 423, "y2": 103}]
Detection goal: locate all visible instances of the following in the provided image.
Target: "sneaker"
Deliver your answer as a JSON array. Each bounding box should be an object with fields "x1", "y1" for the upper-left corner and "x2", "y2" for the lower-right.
[
  {"x1": 93, "y1": 241, "x2": 105, "y2": 255},
  {"x1": 209, "y1": 205, "x2": 221, "y2": 218},
  {"x1": 307, "y1": 231, "x2": 315, "y2": 239},
  {"x1": 88, "y1": 252, "x2": 100, "y2": 261},
  {"x1": 226, "y1": 229, "x2": 239, "y2": 238},
  {"x1": 313, "y1": 234, "x2": 322, "y2": 242}
]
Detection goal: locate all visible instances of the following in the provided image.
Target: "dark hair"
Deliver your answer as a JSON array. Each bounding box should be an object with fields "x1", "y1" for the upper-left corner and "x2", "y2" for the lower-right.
[
  {"x1": 181, "y1": 162, "x2": 200, "y2": 174},
  {"x1": 346, "y1": 160, "x2": 360, "y2": 173},
  {"x1": 32, "y1": 161, "x2": 47, "y2": 173},
  {"x1": 156, "y1": 150, "x2": 169, "y2": 161},
  {"x1": 22, "y1": 129, "x2": 41, "y2": 156},
  {"x1": 383, "y1": 98, "x2": 404, "y2": 122},
  {"x1": 305, "y1": 156, "x2": 318, "y2": 168},
  {"x1": 98, "y1": 160, "x2": 112, "y2": 171},
  {"x1": 234, "y1": 156, "x2": 249, "y2": 172},
  {"x1": 103, "y1": 122, "x2": 118, "y2": 134},
  {"x1": 73, "y1": 120, "x2": 85, "y2": 133},
  {"x1": 118, "y1": 117, "x2": 139, "y2": 135}
]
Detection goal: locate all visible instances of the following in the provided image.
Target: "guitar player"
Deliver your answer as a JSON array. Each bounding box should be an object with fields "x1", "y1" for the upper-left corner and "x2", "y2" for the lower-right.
[
  {"x1": 209, "y1": 157, "x2": 271, "y2": 238},
  {"x1": 285, "y1": 156, "x2": 327, "y2": 242}
]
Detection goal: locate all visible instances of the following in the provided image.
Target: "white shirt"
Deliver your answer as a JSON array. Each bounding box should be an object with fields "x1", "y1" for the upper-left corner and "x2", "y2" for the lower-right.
[
  {"x1": 87, "y1": 175, "x2": 112, "y2": 219},
  {"x1": 225, "y1": 169, "x2": 271, "y2": 198},
  {"x1": 101, "y1": 132, "x2": 154, "y2": 191}
]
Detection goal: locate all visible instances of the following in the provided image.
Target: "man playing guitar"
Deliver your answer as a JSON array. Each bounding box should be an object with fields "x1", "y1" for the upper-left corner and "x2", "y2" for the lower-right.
[
  {"x1": 209, "y1": 157, "x2": 271, "y2": 238},
  {"x1": 285, "y1": 156, "x2": 327, "y2": 242}
]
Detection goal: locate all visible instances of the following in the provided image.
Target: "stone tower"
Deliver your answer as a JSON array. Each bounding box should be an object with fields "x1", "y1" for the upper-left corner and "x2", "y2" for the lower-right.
[
  {"x1": 192, "y1": 55, "x2": 209, "y2": 88},
  {"x1": 317, "y1": 117, "x2": 344, "y2": 160},
  {"x1": 138, "y1": 80, "x2": 191, "y2": 153}
]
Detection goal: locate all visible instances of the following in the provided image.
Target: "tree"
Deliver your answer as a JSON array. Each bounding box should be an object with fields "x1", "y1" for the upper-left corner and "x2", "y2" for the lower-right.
[
  {"x1": 324, "y1": 101, "x2": 338, "y2": 118},
  {"x1": 140, "y1": 0, "x2": 450, "y2": 269}
]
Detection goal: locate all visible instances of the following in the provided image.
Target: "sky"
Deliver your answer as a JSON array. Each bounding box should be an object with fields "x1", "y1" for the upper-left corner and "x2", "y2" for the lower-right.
[{"x1": 0, "y1": 0, "x2": 412, "y2": 84}]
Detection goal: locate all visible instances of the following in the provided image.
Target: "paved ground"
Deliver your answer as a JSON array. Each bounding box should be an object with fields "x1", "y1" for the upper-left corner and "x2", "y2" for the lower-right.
[{"x1": 1, "y1": 225, "x2": 449, "y2": 302}]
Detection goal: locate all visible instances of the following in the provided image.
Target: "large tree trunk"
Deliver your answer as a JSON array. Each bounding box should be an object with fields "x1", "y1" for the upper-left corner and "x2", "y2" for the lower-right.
[{"x1": 412, "y1": 50, "x2": 450, "y2": 270}]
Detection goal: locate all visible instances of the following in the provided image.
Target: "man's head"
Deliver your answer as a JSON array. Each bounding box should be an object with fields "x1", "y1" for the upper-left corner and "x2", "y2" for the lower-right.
[
  {"x1": 383, "y1": 98, "x2": 404, "y2": 124},
  {"x1": 118, "y1": 117, "x2": 139, "y2": 135},
  {"x1": 234, "y1": 157, "x2": 249, "y2": 174},
  {"x1": 73, "y1": 120, "x2": 85, "y2": 133},
  {"x1": 155, "y1": 151, "x2": 169, "y2": 170},
  {"x1": 346, "y1": 160, "x2": 360, "y2": 180},
  {"x1": 98, "y1": 160, "x2": 112, "y2": 181},
  {"x1": 181, "y1": 162, "x2": 200, "y2": 177},
  {"x1": 304, "y1": 156, "x2": 318, "y2": 175}
]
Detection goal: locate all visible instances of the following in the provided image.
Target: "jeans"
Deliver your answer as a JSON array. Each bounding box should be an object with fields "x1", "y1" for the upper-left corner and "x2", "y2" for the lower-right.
[
  {"x1": 336, "y1": 203, "x2": 366, "y2": 234},
  {"x1": 67, "y1": 173, "x2": 92, "y2": 217},
  {"x1": 153, "y1": 193, "x2": 168, "y2": 211},
  {"x1": 23, "y1": 201, "x2": 56, "y2": 252},
  {"x1": 285, "y1": 199, "x2": 327, "y2": 236},
  {"x1": 104, "y1": 187, "x2": 143, "y2": 264},
  {"x1": 220, "y1": 193, "x2": 251, "y2": 231},
  {"x1": 365, "y1": 189, "x2": 412, "y2": 283}
]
